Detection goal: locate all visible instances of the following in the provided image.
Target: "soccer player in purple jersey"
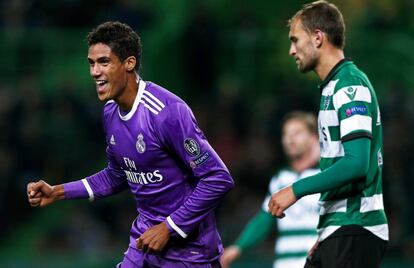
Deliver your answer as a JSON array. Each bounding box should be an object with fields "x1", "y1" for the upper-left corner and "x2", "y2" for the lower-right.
[{"x1": 27, "y1": 21, "x2": 234, "y2": 268}]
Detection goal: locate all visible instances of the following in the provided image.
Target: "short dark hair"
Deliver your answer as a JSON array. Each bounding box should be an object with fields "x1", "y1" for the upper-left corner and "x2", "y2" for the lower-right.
[
  {"x1": 288, "y1": 0, "x2": 345, "y2": 49},
  {"x1": 282, "y1": 111, "x2": 318, "y2": 135},
  {"x1": 87, "y1": 21, "x2": 142, "y2": 71}
]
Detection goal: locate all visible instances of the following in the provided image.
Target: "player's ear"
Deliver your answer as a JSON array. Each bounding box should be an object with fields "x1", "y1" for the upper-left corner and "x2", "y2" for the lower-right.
[
  {"x1": 124, "y1": 56, "x2": 137, "y2": 72},
  {"x1": 313, "y1": 29, "x2": 324, "y2": 48}
]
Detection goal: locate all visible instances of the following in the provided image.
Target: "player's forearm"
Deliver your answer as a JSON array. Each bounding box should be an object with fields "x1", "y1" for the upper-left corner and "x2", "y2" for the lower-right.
[
  {"x1": 64, "y1": 168, "x2": 127, "y2": 201},
  {"x1": 86, "y1": 168, "x2": 128, "y2": 199},
  {"x1": 166, "y1": 170, "x2": 234, "y2": 238},
  {"x1": 63, "y1": 179, "x2": 91, "y2": 200},
  {"x1": 292, "y1": 137, "x2": 370, "y2": 198},
  {"x1": 50, "y1": 184, "x2": 65, "y2": 201}
]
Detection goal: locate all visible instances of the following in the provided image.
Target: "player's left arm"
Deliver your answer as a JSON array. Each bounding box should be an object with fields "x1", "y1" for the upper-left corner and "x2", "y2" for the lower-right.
[
  {"x1": 293, "y1": 80, "x2": 375, "y2": 198},
  {"x1": 269, "y1": 136, "x2": 370, "y2": 217},
  {"x1": 292, "y1": 137, "x2": 370, "y2": 197},
  {"x1": 269, "y1": 82, "x2": 374, "y2": 217}
]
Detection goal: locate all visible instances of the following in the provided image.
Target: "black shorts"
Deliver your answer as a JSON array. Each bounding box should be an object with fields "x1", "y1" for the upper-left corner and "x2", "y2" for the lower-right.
[{"x1": 305, "y1": 225, "x2": 387, "y2": 268}]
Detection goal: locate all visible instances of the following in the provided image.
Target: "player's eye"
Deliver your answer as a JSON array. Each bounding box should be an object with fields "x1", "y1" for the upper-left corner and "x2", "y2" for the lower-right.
[{"x1": 98, "y1": 58, "x2": 111, "y2": 66}]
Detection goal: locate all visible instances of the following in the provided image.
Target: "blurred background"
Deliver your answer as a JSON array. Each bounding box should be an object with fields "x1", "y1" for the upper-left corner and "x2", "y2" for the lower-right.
[{"x1": 0, "y1": 0, "x2": 413, "y2": 267}]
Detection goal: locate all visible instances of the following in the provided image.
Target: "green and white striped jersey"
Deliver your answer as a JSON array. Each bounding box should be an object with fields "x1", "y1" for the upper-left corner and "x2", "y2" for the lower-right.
[
  {"x1": 317, "y1": 59, "x2": 388, "y2": 241},
  {"x1": 262, "y1": 168, "x2": 320, "y2": 268}
]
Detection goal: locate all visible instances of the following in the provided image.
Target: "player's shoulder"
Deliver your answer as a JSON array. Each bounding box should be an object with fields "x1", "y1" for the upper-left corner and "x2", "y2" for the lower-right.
[
  {"x1": 334, "y1": 61, "x2": 371, "y2": 92},
  {"x1": 145, "y1": 81, "x2": 193, "y2": 119},
  {"x1": 103, "y1": 100, "x2": 117, "y2": 116},
  {"x1": 145, "y1": 81, "x2": 186, "y2": 107}
]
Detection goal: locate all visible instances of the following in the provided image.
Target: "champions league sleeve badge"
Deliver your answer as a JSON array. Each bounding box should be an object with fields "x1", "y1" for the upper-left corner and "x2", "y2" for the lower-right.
[
  {"x1": 136, "y1": 133, "x2": 146, "y2": 154},
  {"x1": 184, "y1": 138, "x2": 200, "y2": 157}
]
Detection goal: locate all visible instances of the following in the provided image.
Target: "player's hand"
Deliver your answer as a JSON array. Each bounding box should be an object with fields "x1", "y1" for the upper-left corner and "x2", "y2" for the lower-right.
[
  {"x1": 136, "y1": 222, "x2": 171, "y2": 253},
  {"x1": 268, "y1": 185, "x2": 297, "y2": 218},
  {"x1": 220, "y1": 245, "x2": 241, "y2": 268},
  {"x1": 27, "y1": 180, "x2": 56, "y2": 207}
]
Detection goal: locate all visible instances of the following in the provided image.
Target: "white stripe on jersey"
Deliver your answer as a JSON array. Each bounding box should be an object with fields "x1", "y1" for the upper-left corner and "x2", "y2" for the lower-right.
[
  {"x1": 319, "y1": 110, "x2": 339, "y2": 126},
  {"x1": 274, "y1": 257, "x2": 307, "y2": 268},
  {"x1": 360, "y1": 194, "x2": 384, "y2": 213},
  {"x1": 319, "y1": 199, "x2": 347, "y2": 215},
  {"x1": 319, "y1": 110, "x2": 344, "y2": 158},
  {"x1": 143, "y1": 90, "x2": 165, "y2": 108},
  {"x1": 320, "y1": 140, "x2": 344, "y2": 158},
  {"x1": 82, "y1": 179, "x2": 94, "y2": 201},
  {"x1": 139, "y1": 100, "x2": 159, "y2": 115},
  {"x1": 340, "y1": 114, "x2": 372, "y2": 138},
  {"x1": 317, "y1": 225, "x2": 341, "y2": 241},
  {"x1": 321, "y1": 80, "x2": 338, "y2": 96},
  {"x1": 333, "y1": 85, "x2": 372, "y2": 110},
  {"x1": 142, "y1": 95, "x2": 162, "y2": 111},
  {"x1": 166, "y1": 216, "x2": 188, "y2": 238},
  {"x1": 363, "y1": 224, "x2": 389, "y2": 241},
  {"x1": 276, "y1": 235, "x2": 317, "y2": 254},
  {"x1": 139, "y1": 90, "x2": 165, "y2": 115},
  {"x1": 318, "y1": 223, "x2": 389, "y2": 242}
]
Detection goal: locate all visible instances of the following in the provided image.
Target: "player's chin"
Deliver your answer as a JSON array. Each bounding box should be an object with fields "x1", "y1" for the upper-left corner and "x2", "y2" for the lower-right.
[{"x1": 97, "y1": 91, "x2": 111, "y2": 102}]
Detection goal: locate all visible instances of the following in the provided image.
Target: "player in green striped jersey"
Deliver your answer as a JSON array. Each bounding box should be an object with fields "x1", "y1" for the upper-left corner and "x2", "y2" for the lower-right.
[
  {"x1": 221, "y1": 112, "x2": 320, "y2": 268},
  {"x1": 268, "y1": 1, "x2": 388, "y2": 267}
]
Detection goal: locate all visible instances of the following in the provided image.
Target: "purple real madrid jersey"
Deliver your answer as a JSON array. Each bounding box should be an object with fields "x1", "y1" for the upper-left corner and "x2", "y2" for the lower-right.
[{"x1": 63, "y1": 80, "x2": 234, "y2": 262}]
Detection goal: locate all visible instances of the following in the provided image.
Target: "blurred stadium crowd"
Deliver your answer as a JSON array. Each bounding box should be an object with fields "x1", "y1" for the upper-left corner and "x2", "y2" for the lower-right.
[{"x1": 1, "y1": 0, "x2": 414, "y2": 266}]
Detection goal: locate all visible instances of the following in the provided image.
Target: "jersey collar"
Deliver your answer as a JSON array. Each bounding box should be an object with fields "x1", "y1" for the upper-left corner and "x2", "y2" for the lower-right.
[
  {"x1": 318, "y1": 58, "x2": 350, "y2": 91},
  {"x1": 118, "y1": 78, "x2": 146, "y2": 121}
]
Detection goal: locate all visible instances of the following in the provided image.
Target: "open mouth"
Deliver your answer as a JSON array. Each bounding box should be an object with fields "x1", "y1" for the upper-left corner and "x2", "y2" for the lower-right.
[{"x1": 96, "y1": 80, "x2": 108, "y2": 93}]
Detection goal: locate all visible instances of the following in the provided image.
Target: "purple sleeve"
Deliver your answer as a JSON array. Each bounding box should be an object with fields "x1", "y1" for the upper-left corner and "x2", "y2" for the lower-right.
[
  {"x1": 159, "y1": 102, "x2": 234, "y2": 237},
  {"x1": 64, "y1": 146, "x2": 128, "y2": 200}
]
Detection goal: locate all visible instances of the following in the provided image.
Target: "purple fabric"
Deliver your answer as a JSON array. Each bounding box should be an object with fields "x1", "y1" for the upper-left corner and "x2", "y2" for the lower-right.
[
  {"x1": 65, "y1": 81, "x2": 233, "y2": 262},
  {"x1": 63, "y1": 180, "x2": 88, "y2": 199},
  {"x1": 118, "y1": 247, "x2": 222, "y2": 267}
]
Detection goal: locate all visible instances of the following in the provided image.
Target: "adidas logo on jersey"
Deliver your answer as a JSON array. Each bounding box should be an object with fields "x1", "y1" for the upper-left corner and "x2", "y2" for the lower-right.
[{"x1": 110, "y1": 135, "x2": 116, "y2": 145}]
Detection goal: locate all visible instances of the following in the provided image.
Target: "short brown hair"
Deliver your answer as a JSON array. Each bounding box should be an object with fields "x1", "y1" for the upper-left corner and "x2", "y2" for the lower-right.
[
  {"x1": 87, "y1": 21, "x2": 142, "y2": 71},
  {"x1": 288, "y1": 0, "x2": 345, "y2": 49},
  {"x1": 282, "y1": 111, "x2": 318, "y2": 135}
]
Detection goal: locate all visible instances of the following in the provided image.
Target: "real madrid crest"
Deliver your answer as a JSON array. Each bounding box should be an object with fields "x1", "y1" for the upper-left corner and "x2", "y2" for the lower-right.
[{"x1": 136, "y1": 133, "x2": 146, "y2": 154}]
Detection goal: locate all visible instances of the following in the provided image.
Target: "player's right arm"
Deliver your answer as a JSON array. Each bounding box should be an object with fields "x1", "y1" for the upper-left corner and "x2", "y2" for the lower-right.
[
  {"x1": 63, "y1": 145, "x2": 128, "y2": 201},
  {"x1": 27, "y1": 145, "x2": 128, "y2": 207},
  {"x1": 61, "y1": 105, "x2": 128, "y2": 201},
  {"x1": 27, "y1": 104, "x2": 128, "y2": 206}
]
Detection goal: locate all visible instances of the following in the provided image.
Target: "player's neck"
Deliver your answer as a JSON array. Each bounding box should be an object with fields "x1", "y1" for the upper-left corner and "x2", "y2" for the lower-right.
[
  {"x1": 314, "y1": 47, "x2": 344, "y2": 81},
  {"x1": 116, "y1": 74, "x2": 139, "y2": 111}
]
